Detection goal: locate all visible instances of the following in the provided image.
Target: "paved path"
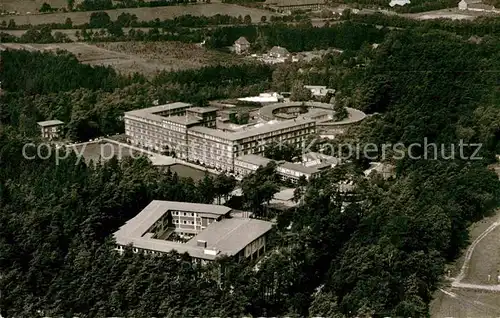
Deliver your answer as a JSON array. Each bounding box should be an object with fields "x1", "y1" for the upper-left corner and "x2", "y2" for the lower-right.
[{"x1": 447, "y1": 216, "x2": 500, "y2": 292}]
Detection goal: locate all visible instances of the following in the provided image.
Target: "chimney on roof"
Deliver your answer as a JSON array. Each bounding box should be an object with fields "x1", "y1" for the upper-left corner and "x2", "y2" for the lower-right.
[
  {"x1": 204, "y1": 248, "x2": 218, "y2": 255},
  {"x1": 197, "y1": 240, "x2": 207, "y2": 248}
]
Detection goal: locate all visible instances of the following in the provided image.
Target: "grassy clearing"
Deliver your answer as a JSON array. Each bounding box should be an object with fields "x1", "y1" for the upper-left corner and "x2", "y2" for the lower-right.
[
  {"x1": 0, "y1": 3, "x2": 275, "y2": 25},
  {"x1": 1, "y1": 0, "x2": 68, "y2": 14},
  {"x1": 0, "y1": 41, "x2": 246, "y2": 76}
]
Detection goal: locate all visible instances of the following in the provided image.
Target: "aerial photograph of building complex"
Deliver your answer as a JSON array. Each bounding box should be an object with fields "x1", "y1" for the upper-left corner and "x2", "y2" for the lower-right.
[{"x1": 0, "y1": 0, "x2": 499, "y2": 317}]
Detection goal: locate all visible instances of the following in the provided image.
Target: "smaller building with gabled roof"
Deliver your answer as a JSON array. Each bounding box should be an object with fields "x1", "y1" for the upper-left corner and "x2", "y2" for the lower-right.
[
  {"x1": 234, "y1": 36, "x2": 251, "y2": 55},
  {"x1": 268, "y1": 46, "x2": 290, "y2": 58}
]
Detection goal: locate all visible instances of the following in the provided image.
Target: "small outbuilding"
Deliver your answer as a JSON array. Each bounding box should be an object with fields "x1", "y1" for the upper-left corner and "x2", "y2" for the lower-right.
[{"x1": 37, "y1": 119, "x2": 64, "y2": 140}]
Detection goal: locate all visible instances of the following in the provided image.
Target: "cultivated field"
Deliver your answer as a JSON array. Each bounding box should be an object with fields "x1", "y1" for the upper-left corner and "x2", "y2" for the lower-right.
[
  {"x1": 0, "y1": 41, "x2": 244, "y2": 76},
  {"x1": 0, "y1": 3, "x2": 275, "y2": 25},
  {"x1": 403, "y1": 7, "x2": 498, "y2": 20},
  {"x1": 1, "y1": 0, "x2": 68, "y2": 14}
]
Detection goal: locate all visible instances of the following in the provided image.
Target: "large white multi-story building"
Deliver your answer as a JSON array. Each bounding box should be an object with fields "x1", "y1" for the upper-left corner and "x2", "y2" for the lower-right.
[{"x1": 124, "y1": 103, "x2": 317, "y2": 171}]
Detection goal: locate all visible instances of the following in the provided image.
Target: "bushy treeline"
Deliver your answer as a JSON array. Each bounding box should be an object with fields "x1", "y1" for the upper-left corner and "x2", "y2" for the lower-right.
[
  {"x1": 206, "y1": 21, "x2": 388, "y2": 51},
  {"x1": 346, "y1": 12, "x2": 500, "y2": 38},
  {"x1": 0, "y1": 49, "x2": 144, "y2": 94},
  {"x1": 73, "y1": 0, "x2": 198, "y2": 11},
  {"x1": 0, "y1": 13, "x2": 251, "y2": 30},
  {"x1": 349, "y1": 29, "x2": 500, "y2": 157}
]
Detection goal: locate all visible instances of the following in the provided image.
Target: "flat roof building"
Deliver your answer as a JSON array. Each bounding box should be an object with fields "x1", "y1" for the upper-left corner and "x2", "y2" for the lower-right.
[
  {"x1": 234, "y1": 153, "x2": 335, "y2": 182},
  {"x1": 265, "y1": 0, "x2": 327, "y2": 12},
  {"x1": 37, "y1": 119, "x2": 64, "y2": 140},
  {"x1": 113, "y1": 200, "x2": 273, "y2": 263},
  {"x1": 125, "y1": 102, "x2": 317, "y2": 171}
]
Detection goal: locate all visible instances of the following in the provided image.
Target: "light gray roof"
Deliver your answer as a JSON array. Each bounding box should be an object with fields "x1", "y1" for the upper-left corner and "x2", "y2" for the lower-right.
[
  {"x1": 318, "y1": 107, "x2": 367, "y2": 126},
  {"x1": 125, "y1": 102, "x2": 193, "y2": 122},
  {"x1": 258, "y1": 102, "x2": 367, "y2": 125},
  {"x1": 236, "y1": 154, "x2": 273, "y2": 167},
  {"x1": 185, "y1": 217, "x2": 273, "y2": 255},
  {"x1": 269, "y1": 46, "x2": 290, "y2": 56},
  {"x1": 187, "y1": 107, "x2": 218, "y2": 114},
  {"x1": 188, "y1": 126, "x2": 235, "y2": 141},
  {"x1": 115, "y1": 200, "x2": 231, "y2": 238},
  {"x1": 113, "y1": 200, "x2": 273, "y2": 260},
  {"x1": 259, "y1": 101, "x2": 334, "y2": 121},
  {"x1": 279, "y1": 161, "x2": 321, "y2": 175},
  {"x1": 273, "y1": 188, "x2": 295, "y2": 201},
  {"x1": 189, "y1": 117, "x2": 315, "y2": 141},
  {"x1": 164, "y1": 115, "x2": 201, "y2": 126},
  {"x1": 37, "y1": 119, "x2": 64, "y2": 127},
  {"x1": 235, "y1": 36, "x2": 250, "y2": 45},
  {"x1": 232, "y1": 118, "x2": 315, "y2": 140}
]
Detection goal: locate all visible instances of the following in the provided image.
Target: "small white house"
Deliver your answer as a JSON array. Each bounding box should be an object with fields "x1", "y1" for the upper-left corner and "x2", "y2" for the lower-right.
[
  {"x1": 234, "y1": 36, "x2": 250, "y2": 55},
  {"x1": 268, "y1": 46, "x2": 290, "y2": 58},
  {"x1": 37, "y1": 120, "x2": 64, "y2": 140}
]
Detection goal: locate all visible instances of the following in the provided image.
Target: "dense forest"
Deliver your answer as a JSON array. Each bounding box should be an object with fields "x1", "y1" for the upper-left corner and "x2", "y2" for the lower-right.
[{"x1": 0, "y1": 18, "x2": 499, "y2": 317}]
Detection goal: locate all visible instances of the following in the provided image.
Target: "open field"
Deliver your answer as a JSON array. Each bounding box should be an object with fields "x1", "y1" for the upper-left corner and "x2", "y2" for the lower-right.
[
  {"x1": 462, "y1": 223, "x2": 500, "y2": 285},
  {"x1": 446, "y1": 209, "x2": 500, "y2": 279},
  {"x1": 430, "y1": 209, "x2": 500, "y2": 318},
  {"x1": 0, "y1": 3, "x2": 275, "y2": 25},
  {"x1": 431, "y1": 289, "x2": 500, "y2": 317},
  {"x1": 0, "y1": 0, "x2": 68, "y2": 14},
  {"x1": 403, "y1": 7, "x2": 498, "y2": 20},
  {"x1": 0, "y1": 41, "x2": 244, "y2": 76},
  {"x1": 70, "y1": 141, "x2": 213, "y2": 181}
]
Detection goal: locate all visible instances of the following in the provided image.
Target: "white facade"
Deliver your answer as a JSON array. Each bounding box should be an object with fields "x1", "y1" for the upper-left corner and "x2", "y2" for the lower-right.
[
  {"x1": 238, "y1": 92, "x2": 283, "y2": 103},
  {"x1": 125, "y1": 104, "x2": 316, "y2": 172}
]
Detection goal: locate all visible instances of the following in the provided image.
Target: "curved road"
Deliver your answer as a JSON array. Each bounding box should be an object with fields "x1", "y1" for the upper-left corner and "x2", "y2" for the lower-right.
[{"x1": 449, "y1": 216, "x2": 500, "y2": 292}]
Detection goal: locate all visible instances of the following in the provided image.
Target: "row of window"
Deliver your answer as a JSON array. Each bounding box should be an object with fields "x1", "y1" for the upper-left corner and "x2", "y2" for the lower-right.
[
  {"x1": 172, "y1": 211, "x2": 195, "y2": 216},
  {"x1": 173, "y1": 219, "x2": 196, "y2": 225}
]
